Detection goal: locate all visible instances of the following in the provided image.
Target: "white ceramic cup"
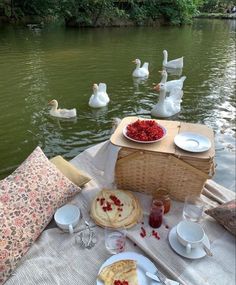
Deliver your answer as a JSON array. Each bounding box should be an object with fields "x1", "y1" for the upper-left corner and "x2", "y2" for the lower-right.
[
  {"x1": 176, "y1": 220, "x2": 205, "y2": 254},
  {"x1": 54, "y1": 204, "x2": 80, "y2": 234}
]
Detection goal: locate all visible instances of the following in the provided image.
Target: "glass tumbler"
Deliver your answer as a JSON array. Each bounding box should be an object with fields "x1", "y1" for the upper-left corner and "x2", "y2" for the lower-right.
[
  {"x1": 104, "y1": 227, "x2": 126, "y2": 254},
  {"x1": 182, "y1": 195, "x2": 204, "y2": 223},
  {"x1": 149, "y1": 199, "x2": 164, "y2": 228}
]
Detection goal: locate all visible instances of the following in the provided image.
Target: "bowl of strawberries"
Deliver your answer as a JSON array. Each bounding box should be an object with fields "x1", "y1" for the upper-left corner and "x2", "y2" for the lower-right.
[{"x1": 123, "y1": 119, "x2": 167, "y2": 143}]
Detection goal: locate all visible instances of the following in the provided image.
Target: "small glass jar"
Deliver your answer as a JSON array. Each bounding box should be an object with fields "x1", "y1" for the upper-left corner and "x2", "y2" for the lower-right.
[
  {"x1": 153, "y1": 189, "x2": 171, "y2": 214},
  {"x1": 149, "y1": 199, "x2": 164, "y2": 228}
]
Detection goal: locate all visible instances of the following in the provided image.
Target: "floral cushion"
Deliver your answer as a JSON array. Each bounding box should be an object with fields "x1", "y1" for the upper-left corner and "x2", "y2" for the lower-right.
[
  {"x1": 205, "y1": 199, "x2": 236, "y2": 236},
  {"x1": 0, "y1": 147, "x2": 81, "y2": 284}
]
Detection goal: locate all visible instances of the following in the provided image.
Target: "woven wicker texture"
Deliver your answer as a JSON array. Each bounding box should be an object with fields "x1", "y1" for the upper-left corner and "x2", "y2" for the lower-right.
[
  {"x1": 112, "y1": 117, "x2": 215, "y2": 201},
  {"x1": 115, "y1": 148, "x2": 214, "y2": 201}
]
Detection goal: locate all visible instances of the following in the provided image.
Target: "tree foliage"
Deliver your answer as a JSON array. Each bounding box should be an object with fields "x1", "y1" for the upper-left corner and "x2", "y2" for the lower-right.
[
  {"x1": 199, "y1": 0, "x2": 234, "y2": 12},
  {"x1": 0, "y1": 0, "x2": 231, "y2": 26}
]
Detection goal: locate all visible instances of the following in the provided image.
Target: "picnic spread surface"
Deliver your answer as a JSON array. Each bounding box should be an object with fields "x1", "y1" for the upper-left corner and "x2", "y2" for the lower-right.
[{"x1": 5, "y1": 141, "x2": 235, "y2": 285}]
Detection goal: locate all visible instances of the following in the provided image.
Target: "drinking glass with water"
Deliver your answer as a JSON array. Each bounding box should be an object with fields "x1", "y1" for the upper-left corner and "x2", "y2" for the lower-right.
[
  {"x1": 182, "y1": 195, "x2": 204, "y2": 223},
  {"x1": 104, "y1": 227, "x2": 126, "y2": 254}
]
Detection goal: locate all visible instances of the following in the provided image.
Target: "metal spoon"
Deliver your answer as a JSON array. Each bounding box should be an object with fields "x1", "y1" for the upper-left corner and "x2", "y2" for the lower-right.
[
  {"x1": 77, "y1": 232, "x2": 86, "y2": 248},
  {"x1": 202, "y1": 243, "x2": 213, "y2": 257},
  {"x1": 87, "y1": 231, "x2": 97, "y2": 249}
]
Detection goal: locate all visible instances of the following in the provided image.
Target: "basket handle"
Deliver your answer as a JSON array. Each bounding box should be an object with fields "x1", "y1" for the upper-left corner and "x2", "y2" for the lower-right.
[
  {"x1": 169, "y1": 155, "x2": 212, "y2": 179},
  {"x1": 116, "y1": 150, "x2": 143, "y2": 165}
]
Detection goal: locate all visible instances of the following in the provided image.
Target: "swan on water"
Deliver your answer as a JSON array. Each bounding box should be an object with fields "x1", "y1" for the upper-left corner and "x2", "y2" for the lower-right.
[
  {"x1": 132, "y1": 59, "x2": 149, "y2": 78},
  {"x1": 154, "y1": 70, "x2": 186, "y2": 93},
  {"x1": 151, "y1": 83, "x2": 183, "y2": 118},
  {"x1": 89, "y1": 83, "x2": 110, "y2": 108},
  {"x1": 163, "y1": 50, "x2": 184, "y2": 69},
  {"x1": 49, "y1": 99, "x2": 77, "y2": 118}
]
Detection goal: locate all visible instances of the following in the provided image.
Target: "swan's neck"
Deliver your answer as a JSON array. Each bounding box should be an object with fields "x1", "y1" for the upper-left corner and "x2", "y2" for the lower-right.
[
  {"x1": 158, "y1": 90, "x2": 166, "y2": 104},
  {"x1": 136, "y1": 62, "x2": 141, "y2": 69},
  {"x1": 51, "y1": 102, "x2": 58, "y2": 111},
  {"x1": 161, "y1": 73, "x2": 167, "y2": 83},
  {"x1": 163, "y1": 52, "x2": 168, "y2": 64}
]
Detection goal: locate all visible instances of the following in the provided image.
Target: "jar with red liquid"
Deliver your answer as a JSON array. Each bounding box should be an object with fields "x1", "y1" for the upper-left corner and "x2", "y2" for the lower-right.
[
  {"x1": 149, "y1": 200, "x2": 164, "y2": 228},
  {"x1": 153, "y1": 189, "x2": 171, "y2": 214}
]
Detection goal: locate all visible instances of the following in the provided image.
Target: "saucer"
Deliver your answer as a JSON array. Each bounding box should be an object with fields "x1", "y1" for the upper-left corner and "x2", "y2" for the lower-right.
[
  {"x1": 174, "y1": 132, "x2": 211, "y2": 153},
  {"x1": 168, "y1": 225, "x2": 210, "y2": 259}
]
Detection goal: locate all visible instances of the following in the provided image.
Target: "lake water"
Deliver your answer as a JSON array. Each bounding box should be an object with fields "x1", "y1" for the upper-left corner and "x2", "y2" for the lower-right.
[{"x1": 0, "y1": 19, "x2": 235, "y2": 191}]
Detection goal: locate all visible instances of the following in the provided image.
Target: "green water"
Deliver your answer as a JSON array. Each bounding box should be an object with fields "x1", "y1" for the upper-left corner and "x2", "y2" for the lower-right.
[{"x1": 0, "y1": 19, "x2": 235, "y2": 191}]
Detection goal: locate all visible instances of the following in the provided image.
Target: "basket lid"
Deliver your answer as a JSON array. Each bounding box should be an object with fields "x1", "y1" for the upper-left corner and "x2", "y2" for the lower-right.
[{"x1": 110, "y1": 116, "x2": 215, "y2": 160}]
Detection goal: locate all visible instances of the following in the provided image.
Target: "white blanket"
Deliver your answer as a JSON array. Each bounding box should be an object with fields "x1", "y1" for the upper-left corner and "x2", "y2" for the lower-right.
[{"x1": 6, "y1": 141, "x2": 236, "y2": 285}]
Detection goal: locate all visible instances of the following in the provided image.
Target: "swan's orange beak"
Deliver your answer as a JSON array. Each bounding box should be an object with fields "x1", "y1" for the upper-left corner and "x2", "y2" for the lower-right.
[
  {"x1": 158, "y1": 70, "x2": 163, "y2": 73},
  {"x1": 132, "y1": 60, "x2": 136, "y2": 63},
  {"x1": 48, "y1": 100, "x2": 53, "y2": 105},
  {"x1": 153, "y1": 84, "x2": 160, "y2": 92}
]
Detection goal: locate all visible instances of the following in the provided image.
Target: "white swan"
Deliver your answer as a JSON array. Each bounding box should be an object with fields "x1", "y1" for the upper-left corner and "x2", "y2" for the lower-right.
[
  {"x1": 89, "y1": 83, "x2": 109, "y2": 108},
  {"x1": 49, "y1": 99, "x2": 77, "y2": 118},
  {"x1": 132, "y1": 59, "x2": 149, "y2": 78},
  {"x1": 163, "y1": 50, "x2": 183, "y2": 69},
  {"x1": 97, "y1": 83, "x2": 110, "y2": 104},
  {"x1": 151, "y1": 83, "x2": 183, "y2": 118},
  {"x1": 154, "y1": 70, "x2": 186, "y2": 93}
]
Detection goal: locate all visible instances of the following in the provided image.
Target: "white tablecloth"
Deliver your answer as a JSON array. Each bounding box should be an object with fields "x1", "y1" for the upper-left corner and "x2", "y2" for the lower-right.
[{"x1": 6, "y1": 141, "x2": 236, "y2": 285}]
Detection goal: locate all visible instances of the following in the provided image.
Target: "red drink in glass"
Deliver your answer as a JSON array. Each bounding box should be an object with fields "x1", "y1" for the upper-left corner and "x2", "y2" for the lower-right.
[{"x1": 149, "y1": 200, "x2": 164, "y2": 228}]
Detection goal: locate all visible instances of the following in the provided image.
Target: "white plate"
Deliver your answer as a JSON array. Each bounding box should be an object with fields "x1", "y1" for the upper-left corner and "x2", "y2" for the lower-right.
[
  {"x1": 97, "y1": 251, "x2": 158, "y2": 285},
  {"x1": 174, "y1": 132, "x2": 211, "y2": 152},
  {"x1": 123, "y1": 124, "x2": 167, "y2": 144},
  {"x1": 168, "y1": 226, "x2": 210, "y2": 259}
]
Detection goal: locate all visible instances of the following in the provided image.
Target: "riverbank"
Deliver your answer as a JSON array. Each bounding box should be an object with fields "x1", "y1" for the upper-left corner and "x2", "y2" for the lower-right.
[
  {"x1": 195, "y1": 13, "x2": 236, "y2": 19},
  {"x1": 0, "y1": 15, "x2": 164, "y2": 28},
  {"x1": 1, "y1": 14, "x2": 236, "y2": 28}
]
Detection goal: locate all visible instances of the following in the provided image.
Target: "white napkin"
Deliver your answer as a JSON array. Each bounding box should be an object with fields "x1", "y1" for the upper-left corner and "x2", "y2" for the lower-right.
[{"x1": 85, "y1": 140, "x2": 121, "y2": 188}]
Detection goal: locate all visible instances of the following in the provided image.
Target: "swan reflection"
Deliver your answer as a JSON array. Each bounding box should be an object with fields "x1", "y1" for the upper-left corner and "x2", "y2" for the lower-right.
[{"x1": 133, "y1": 76, "x2": 149, "y2": 90}]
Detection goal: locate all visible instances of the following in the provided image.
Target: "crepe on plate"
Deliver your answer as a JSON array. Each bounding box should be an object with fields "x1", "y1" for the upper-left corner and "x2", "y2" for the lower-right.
[
  {"x1": 98, "y1": 259, "x2": 138, "y2": 285},
  {"x1": 90, "y1": 189, "x2": 142, "y2": 228}
]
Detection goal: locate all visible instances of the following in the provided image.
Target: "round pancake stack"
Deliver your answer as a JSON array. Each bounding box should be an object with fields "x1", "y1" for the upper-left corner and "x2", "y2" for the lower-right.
[{"x1": 90, "y1": 189, "x2": 142, "y2": 228}]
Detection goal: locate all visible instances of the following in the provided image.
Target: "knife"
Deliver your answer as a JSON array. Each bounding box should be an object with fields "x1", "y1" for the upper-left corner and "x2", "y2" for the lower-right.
[
  {"x1": 146, "y1": 271, "x2": 180, "y2": 285},
  {"x1": 145, "y1": 271, "x2": 162, "y2": 283}
]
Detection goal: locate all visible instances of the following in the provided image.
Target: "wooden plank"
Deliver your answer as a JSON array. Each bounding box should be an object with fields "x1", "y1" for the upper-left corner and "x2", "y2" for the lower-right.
[
  {"x1": 110, "y1": 116, "x2": 215, "y2": 161},
  {"x1": 110, "y1": 116, "x2": 180, "y2": 154},
  {"x1": 174, "y1": 121, "x2": 215, "y2": 160}
]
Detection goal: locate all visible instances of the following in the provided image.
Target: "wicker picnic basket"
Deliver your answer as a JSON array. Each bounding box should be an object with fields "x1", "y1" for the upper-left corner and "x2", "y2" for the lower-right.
[
  {"x1": 115, "y1": 148, "x2": 215, "y2": 201},
  {"x1": 111, "y1": 117, "x2": 216, "y2": 202}
]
